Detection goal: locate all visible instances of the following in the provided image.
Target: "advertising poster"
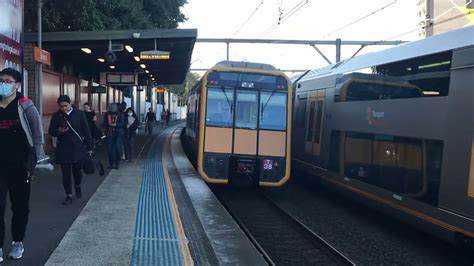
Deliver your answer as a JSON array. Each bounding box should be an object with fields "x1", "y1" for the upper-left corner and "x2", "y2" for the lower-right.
[{"x1": 0, "y1": 0, "x2": 23, "y2": 71}]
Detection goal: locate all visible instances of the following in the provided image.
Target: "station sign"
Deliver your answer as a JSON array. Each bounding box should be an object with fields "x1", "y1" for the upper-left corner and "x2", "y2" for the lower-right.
[
  {"x1": 100, "y1": 72, "x2": 137, "y2": 86},
  {"x1": 91, "y1": 85, "x2": 106, "y2": 94},
  {"x1": 34, "y1": 47, "x2": 51, "y2": 65},
  {"x1": 140, "y1": 50, "x2": 170, "y2": 60},
  {"x1": 155, "y1": 86, "x2": 168, "y2": 93}
]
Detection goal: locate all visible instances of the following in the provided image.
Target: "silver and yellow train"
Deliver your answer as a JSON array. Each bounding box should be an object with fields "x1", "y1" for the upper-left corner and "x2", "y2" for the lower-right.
[
  {"x1": 186, "y1": 61, "x2": 292, "y2": 186},
  {"x1": 292, "y1": 26, "x2": 474, "y2": 244}
]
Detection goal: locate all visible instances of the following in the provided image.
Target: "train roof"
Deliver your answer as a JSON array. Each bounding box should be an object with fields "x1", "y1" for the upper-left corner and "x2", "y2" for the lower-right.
[
  {"x1": 299, "y1": 26, "x2": 474, "y2": 82},
  {"x1": 214, "y1": 61, "x2": 277, "y2": 70}
]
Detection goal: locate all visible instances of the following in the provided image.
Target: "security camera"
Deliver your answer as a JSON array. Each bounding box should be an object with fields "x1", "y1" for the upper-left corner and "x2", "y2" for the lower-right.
[{"x1": 133, "y1": 33, "x2": 140, "y2": 39}]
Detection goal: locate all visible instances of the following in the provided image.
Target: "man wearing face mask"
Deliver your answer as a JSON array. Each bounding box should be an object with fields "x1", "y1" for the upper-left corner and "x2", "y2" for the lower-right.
[{"x1": 0, "y1": 68, "x2": 48, "y2": 261}]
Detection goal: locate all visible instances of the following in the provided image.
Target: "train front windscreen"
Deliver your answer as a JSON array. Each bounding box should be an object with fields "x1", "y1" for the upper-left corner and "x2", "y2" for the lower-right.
[{"x1": 205, "y1": 71, "x2": 288, "y2": 131}]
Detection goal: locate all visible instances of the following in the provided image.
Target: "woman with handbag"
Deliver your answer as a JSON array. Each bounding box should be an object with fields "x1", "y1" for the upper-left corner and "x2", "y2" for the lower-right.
[{"x1": 49, "y1": 95, "x2": 93, "y2": 205}]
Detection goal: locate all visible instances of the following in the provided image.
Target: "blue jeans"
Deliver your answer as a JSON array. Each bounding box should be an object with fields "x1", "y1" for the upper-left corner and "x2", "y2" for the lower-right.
[{"x1": 107, "y1": 133, "x2": 123, "y2": 168}]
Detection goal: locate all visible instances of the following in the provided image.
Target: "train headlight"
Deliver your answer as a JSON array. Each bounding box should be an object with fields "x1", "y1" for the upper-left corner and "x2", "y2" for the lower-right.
[{"x1": 241, "y1": 82, "x2": 254, "y2": 88}]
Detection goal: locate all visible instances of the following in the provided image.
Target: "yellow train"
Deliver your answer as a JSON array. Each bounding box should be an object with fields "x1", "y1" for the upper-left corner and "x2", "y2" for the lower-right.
[{"x1": 185, "y1": 61, "x2": 292, "y2": 186}]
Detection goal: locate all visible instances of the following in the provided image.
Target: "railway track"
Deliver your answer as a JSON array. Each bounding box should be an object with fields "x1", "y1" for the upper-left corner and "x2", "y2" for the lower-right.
[{"x1": 213, "y1": 187, "x2": 355, "y2": 265}]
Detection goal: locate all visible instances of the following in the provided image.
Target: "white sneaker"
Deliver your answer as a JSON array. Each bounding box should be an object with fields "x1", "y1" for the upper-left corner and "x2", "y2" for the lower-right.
[{"x1": 8, "y1": 241, "x2": 24, "y2": 259}]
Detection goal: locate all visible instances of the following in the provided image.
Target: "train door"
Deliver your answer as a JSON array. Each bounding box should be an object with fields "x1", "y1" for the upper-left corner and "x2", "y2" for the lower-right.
[{"x1": 304, "y1": 89, "x2": 325, "y2": 156}]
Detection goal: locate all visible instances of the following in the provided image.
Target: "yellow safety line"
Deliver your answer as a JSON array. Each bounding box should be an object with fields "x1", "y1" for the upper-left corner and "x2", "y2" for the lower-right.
[{"x1": 162, "y1": 133, "x2": 194, "y2": 266}]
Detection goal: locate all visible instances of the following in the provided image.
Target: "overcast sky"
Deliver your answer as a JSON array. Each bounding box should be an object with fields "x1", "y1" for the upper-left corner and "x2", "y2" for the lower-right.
[{"x1": 179, "y1": 0, "x2": 422, "y2": 73}]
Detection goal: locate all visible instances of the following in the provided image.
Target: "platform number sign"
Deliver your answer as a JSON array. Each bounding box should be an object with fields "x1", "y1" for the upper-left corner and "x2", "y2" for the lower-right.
[{"x1": 263, "y1": 159, "x2": 273, "y2": 170}]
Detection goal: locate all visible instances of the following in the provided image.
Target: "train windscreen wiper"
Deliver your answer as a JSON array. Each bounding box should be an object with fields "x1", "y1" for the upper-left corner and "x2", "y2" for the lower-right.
[
  {"x1": 261, "y1": 90, "x2": 277, "y2": 115},
  {"x1": 219, "y1": 86, "x2": 233, "y2": 112}
]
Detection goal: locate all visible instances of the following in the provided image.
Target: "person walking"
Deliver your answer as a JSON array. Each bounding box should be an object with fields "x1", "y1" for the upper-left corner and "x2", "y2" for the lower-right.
[
  {"x1": 49, "y1": 95, "x2": 93, "y2": 205},
  {"x1": 103, "y1": 103, "x2": 125, "y2": 169},
  {"x1": 83, "y1": 102, "x2": 103, "y2": 145},
  {"x1": 160, "y1": 109, "x2": 167, "y2": 126},
  {"x1": 0, "y1": 68, "x2": 48, "y2": 261},
  {"x1": 124, "y1": 108, "x2": 139, "y2": 162},
  {"x1": 166, "y1": 109, "x2": 171, "y2": 126},
  {"x1": 145, "y1": 108, "x2": 156, "y2": 136}
]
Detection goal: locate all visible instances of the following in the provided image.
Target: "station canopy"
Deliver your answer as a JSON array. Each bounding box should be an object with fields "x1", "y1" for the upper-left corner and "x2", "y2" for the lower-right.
[{"x1": 25, "y1": 29, "x2": 197, "y2": 85}]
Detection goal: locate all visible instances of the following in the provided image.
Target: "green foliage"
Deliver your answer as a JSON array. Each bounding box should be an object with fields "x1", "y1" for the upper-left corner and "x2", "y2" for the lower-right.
[
  {"x1": 25, "y1": 0, "x2": 187, "y2": 32},
  {"x1": 169, "y1": 72, "x2": 201, "y2": 106}
]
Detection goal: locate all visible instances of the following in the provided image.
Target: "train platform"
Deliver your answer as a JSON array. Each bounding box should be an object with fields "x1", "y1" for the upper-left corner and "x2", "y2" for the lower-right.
[{"x1": 44, "y1": 124, "x2": 266, "y2": 265}]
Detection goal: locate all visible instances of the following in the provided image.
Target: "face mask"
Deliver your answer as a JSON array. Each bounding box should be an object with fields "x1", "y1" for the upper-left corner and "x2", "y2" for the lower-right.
[
  {"x1": 0, "y1": 83, "x2": 15, "y2": 97},
  {"x1": 128, "y1": 112, "x2": 133, "y2": 116}
]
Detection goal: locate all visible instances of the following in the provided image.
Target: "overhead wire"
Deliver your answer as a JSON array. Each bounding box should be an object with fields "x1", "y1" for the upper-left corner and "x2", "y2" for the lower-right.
[
  {"x1": 234, "y1": 0, "x2": 266, "y2": 36},
  {"x1": 320, "y1": 0, "x2": 398, "y2": 39},
  {"x1": 367, "y1": 4, "x2": 473, "y2": 47},
  {"x1": 260, "y1": 0, "x2": 308, "y2": 36}
]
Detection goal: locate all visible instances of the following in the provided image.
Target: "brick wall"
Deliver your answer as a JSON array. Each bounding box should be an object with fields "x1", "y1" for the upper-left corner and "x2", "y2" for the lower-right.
[{"x1": 23, "y1": 43, "x2": 36, "y2": 102}]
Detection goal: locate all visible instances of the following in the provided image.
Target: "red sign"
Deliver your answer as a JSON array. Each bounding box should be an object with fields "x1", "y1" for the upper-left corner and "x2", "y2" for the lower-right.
[
  {"x1": 34, "y1": 47, "x2": 51, "y2": 65},
  {"x1": 0, "y1": 0, "x2": 23, "y2": 71}
]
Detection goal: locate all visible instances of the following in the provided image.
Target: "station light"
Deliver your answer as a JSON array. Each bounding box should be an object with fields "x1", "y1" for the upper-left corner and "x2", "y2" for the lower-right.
[
  {"x1": 145, "y1": 70, "x2": 150, "y2": 73},
  {"x1": 81, "y1": 48, "x2": 92, "y2": 54},
  {"x1": 134, "y1": 56, "x2": 140, "y2": 62},
  {"x1": 125, "y1": 45, "x2": 134, "y2": 53},
  {"x1": 97, "y1": 58, "x2": 105, "y2": 62},
  {"x1": 109, "y1": 65, "x2": 116, "y2": 69},
  {"x1": 423, "y1": 91, "x2": 440, "y2": 95},
  {"x1": 140, "y1": 64, "x2": 146, "y2": 69},
  {"x1": 151, "y1": 77, "x2": 155, "y2": 81}
]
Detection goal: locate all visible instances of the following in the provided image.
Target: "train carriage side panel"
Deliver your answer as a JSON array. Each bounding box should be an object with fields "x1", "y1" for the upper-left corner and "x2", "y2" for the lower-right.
[{"x1": 438, "y1": 46, "x2": 474, "y2": 218}]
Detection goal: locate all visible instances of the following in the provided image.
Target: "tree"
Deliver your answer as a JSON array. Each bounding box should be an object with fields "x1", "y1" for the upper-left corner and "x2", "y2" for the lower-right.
[
  {"x1": 25, "y1": 0, "x2": 187, "y2": 32},
  {"x1": 169, "y1": 72, "x2": 201, "y2": 106}
]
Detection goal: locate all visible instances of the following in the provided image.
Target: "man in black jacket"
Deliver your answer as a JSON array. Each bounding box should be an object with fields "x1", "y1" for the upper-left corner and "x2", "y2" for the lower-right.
[
  {"x1": 0, "y1": 68, "x2": 47, "y2": 261},
  {"x1": 49, "y1": 95, "x2": 93, "y2": 205}
]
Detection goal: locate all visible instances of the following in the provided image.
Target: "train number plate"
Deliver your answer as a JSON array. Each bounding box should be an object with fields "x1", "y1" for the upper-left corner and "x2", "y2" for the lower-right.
[{"x1": 263, "y1": 159, "x2": 273, "y2": 170}]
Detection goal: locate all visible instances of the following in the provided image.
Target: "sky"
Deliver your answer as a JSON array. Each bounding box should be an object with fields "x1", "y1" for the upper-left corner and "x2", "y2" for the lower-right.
[{"x1": 178, "y1": 0, "x2": 421, "y2": 74}]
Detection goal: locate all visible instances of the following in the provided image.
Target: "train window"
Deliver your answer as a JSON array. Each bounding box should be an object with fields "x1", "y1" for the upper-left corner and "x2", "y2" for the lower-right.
[
  {"x1": 343, "y1": 131, "x2": 442, "y2": 207},
  {"x1": 335, "y1": 51, "x2": 452, "y2": 101},
  {"x1": 235, "y1": 91, "x2": 258, "y2": 128},
  {"x1": 306, "y1": 101, "x2": 316, "y2": 142},
  {"x1": 345, "y1": 81, "x2": 423, "y2": 101},
  {"x1": 260, "y1": 92, "x2": 287, "y2": 130},
  {"x1": 295, "y1": 98, "x2": 307, "y2": 128},
  {"x1": 206, "y1": 87, "x2": 234, "y2": 127},
  {"x1": 314, "y1": 100, "x2": 324, "y2": 143}
]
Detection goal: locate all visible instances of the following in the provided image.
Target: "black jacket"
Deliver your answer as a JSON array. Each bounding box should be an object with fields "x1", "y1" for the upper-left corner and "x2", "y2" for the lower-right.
[
  {"x1": 126, "y1": 116, "x2": 139, "y2": 138},
  {"x1": 49, "y1": 108, "x2": 93, "y2": 164}
]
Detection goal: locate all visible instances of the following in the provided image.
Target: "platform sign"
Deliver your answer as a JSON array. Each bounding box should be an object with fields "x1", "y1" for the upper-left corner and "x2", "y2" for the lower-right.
[
  {"x1": 100, "y1": 72, "x2": 137, "y2": 86},
  {"x1": 0, "y1": 0, "x2": 23, "y2": 71},
  {"x1": 34, "y1": 47, "x2": 51, "y2": 65},
  {"x1": 140, "y1": 50, "x2": 170, "y2": 60}
]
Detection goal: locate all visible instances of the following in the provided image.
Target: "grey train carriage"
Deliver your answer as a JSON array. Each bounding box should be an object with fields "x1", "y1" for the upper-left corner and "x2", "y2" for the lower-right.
[{"x1": 292, "y1": 26, "x2": 474, "y2": 244}]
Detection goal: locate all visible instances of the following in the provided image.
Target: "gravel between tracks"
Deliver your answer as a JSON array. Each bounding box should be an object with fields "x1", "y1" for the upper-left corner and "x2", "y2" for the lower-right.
[{"x1": 263, "y1": 174, "x2": 474, "y2": 265}]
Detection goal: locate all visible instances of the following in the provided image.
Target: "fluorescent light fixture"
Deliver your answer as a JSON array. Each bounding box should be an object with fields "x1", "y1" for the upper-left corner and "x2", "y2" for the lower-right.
[
  {"x1": 419, "y1": 61, "x2": 450, "y2": 69},
  {"x1": 423, "y1": 91, "x2": 440, "y2": 95},
  {"x1": 145, "y1": 70, "x2": 150, "y2": 73},
  {"x1": 81, "y1": 48, "x2": 92, "y2": 54},
  {"x1": 125, "y1": 45, "x2": 134, "y2": 53},
  {"x1": 109, "y1": 65, "x2": 116, "y2": 69},
  {"x1": 134, "y1": 56, "x2": 140, "y2": 62},
  {"x1": 140, "y1": 64, "x2": 146, "y2": 69},
  {"x1": 97, "y1": 58, "x2": 105, "y2": 62}
]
